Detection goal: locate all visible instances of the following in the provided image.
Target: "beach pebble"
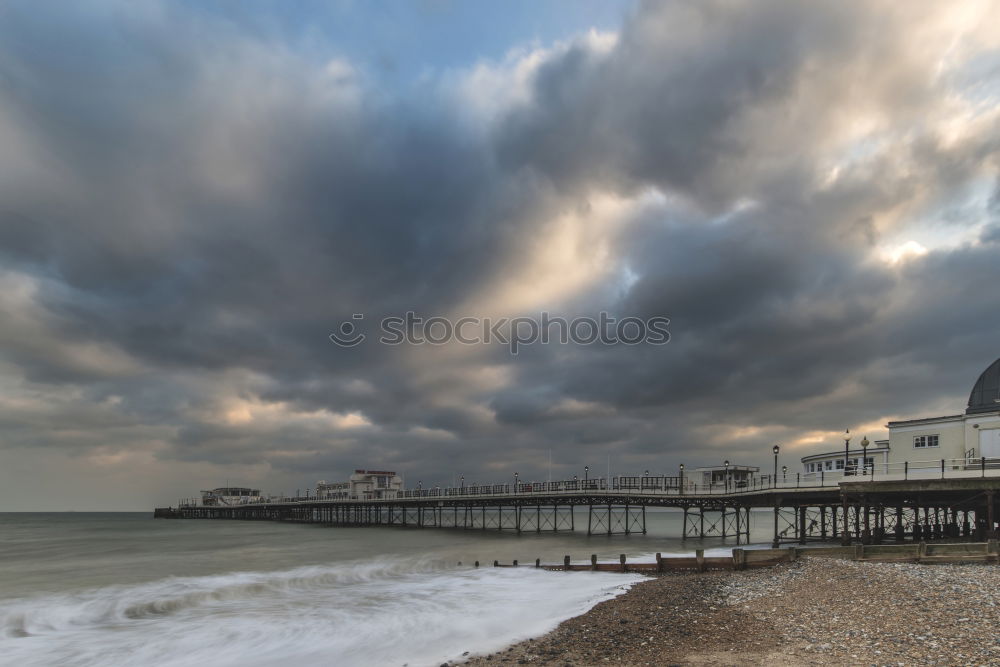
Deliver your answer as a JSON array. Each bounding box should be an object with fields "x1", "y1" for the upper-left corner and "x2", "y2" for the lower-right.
[{"x1": 460, "y1": 558, "x2": 1000, "y2": 665}]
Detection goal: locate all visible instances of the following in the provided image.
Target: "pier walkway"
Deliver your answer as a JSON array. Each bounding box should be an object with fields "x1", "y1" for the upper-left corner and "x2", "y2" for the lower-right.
[{"x1": 156, "y1": 457, "x2": 1000, "y2": 546}]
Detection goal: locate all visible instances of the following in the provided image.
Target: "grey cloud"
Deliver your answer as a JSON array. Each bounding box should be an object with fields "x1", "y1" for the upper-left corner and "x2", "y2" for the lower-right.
[
  {"x1": 498, "y1": 1, "x2": 881, "y2": 205},
  {"x1": 0, "y1": 0, "x2": 999, "y2": 508}
]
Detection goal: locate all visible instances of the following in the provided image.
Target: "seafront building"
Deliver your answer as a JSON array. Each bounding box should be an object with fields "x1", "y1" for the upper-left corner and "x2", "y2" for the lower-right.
[
  {"x1": 801, "y1": 441, "x2": 890, "y2": 475},
  {"x1": 316, "y1": 469, "x2": 405, "y2": 500},
  {"x1": 693, "y1": 464, "x2": 759, "y2": 489},
  {"x1": 801, "y1": 358, "x2": 1000, "y2": 474},
  {"x1": 200, "y1": 487, "x2": 263, "y2": 506}
]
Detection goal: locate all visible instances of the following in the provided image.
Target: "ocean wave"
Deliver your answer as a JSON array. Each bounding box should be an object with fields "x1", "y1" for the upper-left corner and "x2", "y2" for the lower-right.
[
  {"x1": 1, "y1": 556, "x2": 450, "y2": 636},
  {"x1": 0, "y1": 556, "x2": 642, "y2": 667}
]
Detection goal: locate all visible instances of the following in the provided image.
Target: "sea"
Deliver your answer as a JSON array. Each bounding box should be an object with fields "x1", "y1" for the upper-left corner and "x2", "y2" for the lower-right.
[{"x1": 0, "y1": 510, "x2": 775, "y2": 667}]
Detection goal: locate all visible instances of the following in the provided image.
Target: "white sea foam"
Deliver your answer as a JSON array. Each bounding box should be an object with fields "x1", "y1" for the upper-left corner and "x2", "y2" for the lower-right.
[{"x1": 0, "y1": 556, "x2": 642, "y2": 667}]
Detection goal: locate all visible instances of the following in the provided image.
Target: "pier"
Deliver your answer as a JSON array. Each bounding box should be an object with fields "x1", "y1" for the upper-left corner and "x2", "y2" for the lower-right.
[{"x1": 156, "y1": 457, "x2": 1000, "y2": 546}]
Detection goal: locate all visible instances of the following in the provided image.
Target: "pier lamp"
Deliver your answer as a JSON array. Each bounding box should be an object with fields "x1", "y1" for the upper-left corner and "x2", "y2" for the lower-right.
[
  {"x1": 782, "y1": 465, "x2": 787, "y2": 481},
  {"x1": 844, "y1": 429, "x2": 851, "y2": 476},
  {"x1": 679, "y1": 464, "x2": 685, "y2": 494},
  {"x1": 514, "y1": 472, "x2": 519, "y2": 494},
  {"x1": 724, "y1": 460, "x2": 730, "y2": 492},
  {"x1": 461, "y1": 475, "x2": 465, "y2": 491},
  {"x1": 584, "y1": 465, "x2": 589, "y2": 483},
  {"x1": 860, "y1": 436, "x2": 870, "y2": 476},
  {"x1": 772, "y1": 445, "x2": 780, "y2": 488}
]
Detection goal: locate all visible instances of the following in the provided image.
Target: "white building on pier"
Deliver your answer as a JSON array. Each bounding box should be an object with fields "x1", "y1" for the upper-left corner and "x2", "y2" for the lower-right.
[
  {"x1": 693, "y1": 464, "x2": 759, "y2": 488},
  {"x1": 801, "y1": 440, "x2": 890, "y2": 475},
  {"x1": 317, "y1": 469, "x2": 404, "y2": 500},
  {"x1": 200, "y1": 487, "x2": 263, "y2": 506}
]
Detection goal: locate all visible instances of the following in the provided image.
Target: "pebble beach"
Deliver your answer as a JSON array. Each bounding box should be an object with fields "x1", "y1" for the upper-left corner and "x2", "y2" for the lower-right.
[{"x1": 461, "y1": 558, "x2": 1000, "y2": 666}]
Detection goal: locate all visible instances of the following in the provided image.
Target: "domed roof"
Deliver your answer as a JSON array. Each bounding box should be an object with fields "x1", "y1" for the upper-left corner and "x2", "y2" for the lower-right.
[{"x1": 967, "y1": 358, "x2": 1000, "y2": 414}]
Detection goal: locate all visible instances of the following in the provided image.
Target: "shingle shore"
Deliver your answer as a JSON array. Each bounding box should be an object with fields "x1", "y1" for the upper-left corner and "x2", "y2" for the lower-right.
[{"x1": 458, "y1": 558, "x2": 1000, "y2": 666}]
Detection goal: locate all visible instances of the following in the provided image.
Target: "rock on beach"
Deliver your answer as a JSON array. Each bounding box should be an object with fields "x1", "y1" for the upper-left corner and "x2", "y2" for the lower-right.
[{"x1": 461, "y1": 557, "x2": 1000, "y2": 666}]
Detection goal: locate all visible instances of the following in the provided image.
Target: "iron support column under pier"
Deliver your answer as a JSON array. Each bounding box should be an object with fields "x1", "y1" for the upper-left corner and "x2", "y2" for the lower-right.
[
  {"x1": 841, "y1": 498, "x2": 851, "y2": 545},
  {"x1": 772, "y1": 499, "x2": 780, "y2": 549}
]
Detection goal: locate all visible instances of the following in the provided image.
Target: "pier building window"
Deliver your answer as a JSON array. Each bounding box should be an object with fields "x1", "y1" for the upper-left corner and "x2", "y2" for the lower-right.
[
  {"x1": 835, "y1": 460, "x2": 844, "y2": 470},
  {"x1": 913, "y1": 435, "x2": 939, "y2": 448},
  {"x1": 824, "y1": 461, "x2": 832, "y2": 470}
]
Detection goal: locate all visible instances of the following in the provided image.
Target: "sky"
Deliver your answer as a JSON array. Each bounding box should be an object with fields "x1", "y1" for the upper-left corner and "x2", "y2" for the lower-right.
[{"x1": 1, "y1": 0, "x2": 1000, "y2": 510}]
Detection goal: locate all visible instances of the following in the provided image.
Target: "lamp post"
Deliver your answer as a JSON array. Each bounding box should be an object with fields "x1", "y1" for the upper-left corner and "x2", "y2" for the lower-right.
[
  {"x1": 782, "y1": 465, "x2": 787, "y2": 481},
  {"x1": 679, "y1": 464, "x2": 685, "y2": 494},
  {"x1": 844, "y1": 428, "x2": 851, "y2": 476},
  {"x1": 772, "y1": 445, "x2": 780, "y2": 488},
  {"x1": 584, "y1": 465, "x2": 589, "y2": 485},
  {"x1": 514, "y1": 472, "x2": 519, "y2": 494},
  {"x1": 860, "y1": 436, "x2": 870, "y2": 476},
  {"x1": 724, "y1": 460, "x2": 730, "y2": 492},
  {"x1": 460, "y1": 475, "x2": 465, "y2": 492}
]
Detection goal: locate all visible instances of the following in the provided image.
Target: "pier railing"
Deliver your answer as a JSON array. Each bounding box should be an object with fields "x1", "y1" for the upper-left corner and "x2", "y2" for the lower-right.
[{"x1": 196, "y1": 456, "x2": 1000, "y2": 506}]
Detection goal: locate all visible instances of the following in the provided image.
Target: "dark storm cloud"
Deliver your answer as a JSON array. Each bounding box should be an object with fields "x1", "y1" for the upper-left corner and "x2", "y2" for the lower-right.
[
  {"x1": 1, "y1": 0, "x2": 999, "y2": 507},
  {"x1": 495, "y1": 1, "x2": 909, "y2": 207},
  {"x1": 0, "y1": 4, "x2": 542, "y2": 386}
]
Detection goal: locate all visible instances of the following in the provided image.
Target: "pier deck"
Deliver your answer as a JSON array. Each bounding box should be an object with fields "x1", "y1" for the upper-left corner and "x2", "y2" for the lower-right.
[{"x1": 157, "y1": 464, "x2": 1000, "y2": 546}]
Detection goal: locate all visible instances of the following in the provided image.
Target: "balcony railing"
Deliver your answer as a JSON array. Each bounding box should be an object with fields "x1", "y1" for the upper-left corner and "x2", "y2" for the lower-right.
[{"x1": 182, "y1": 456, "x2": 1000, "y2": 507}]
